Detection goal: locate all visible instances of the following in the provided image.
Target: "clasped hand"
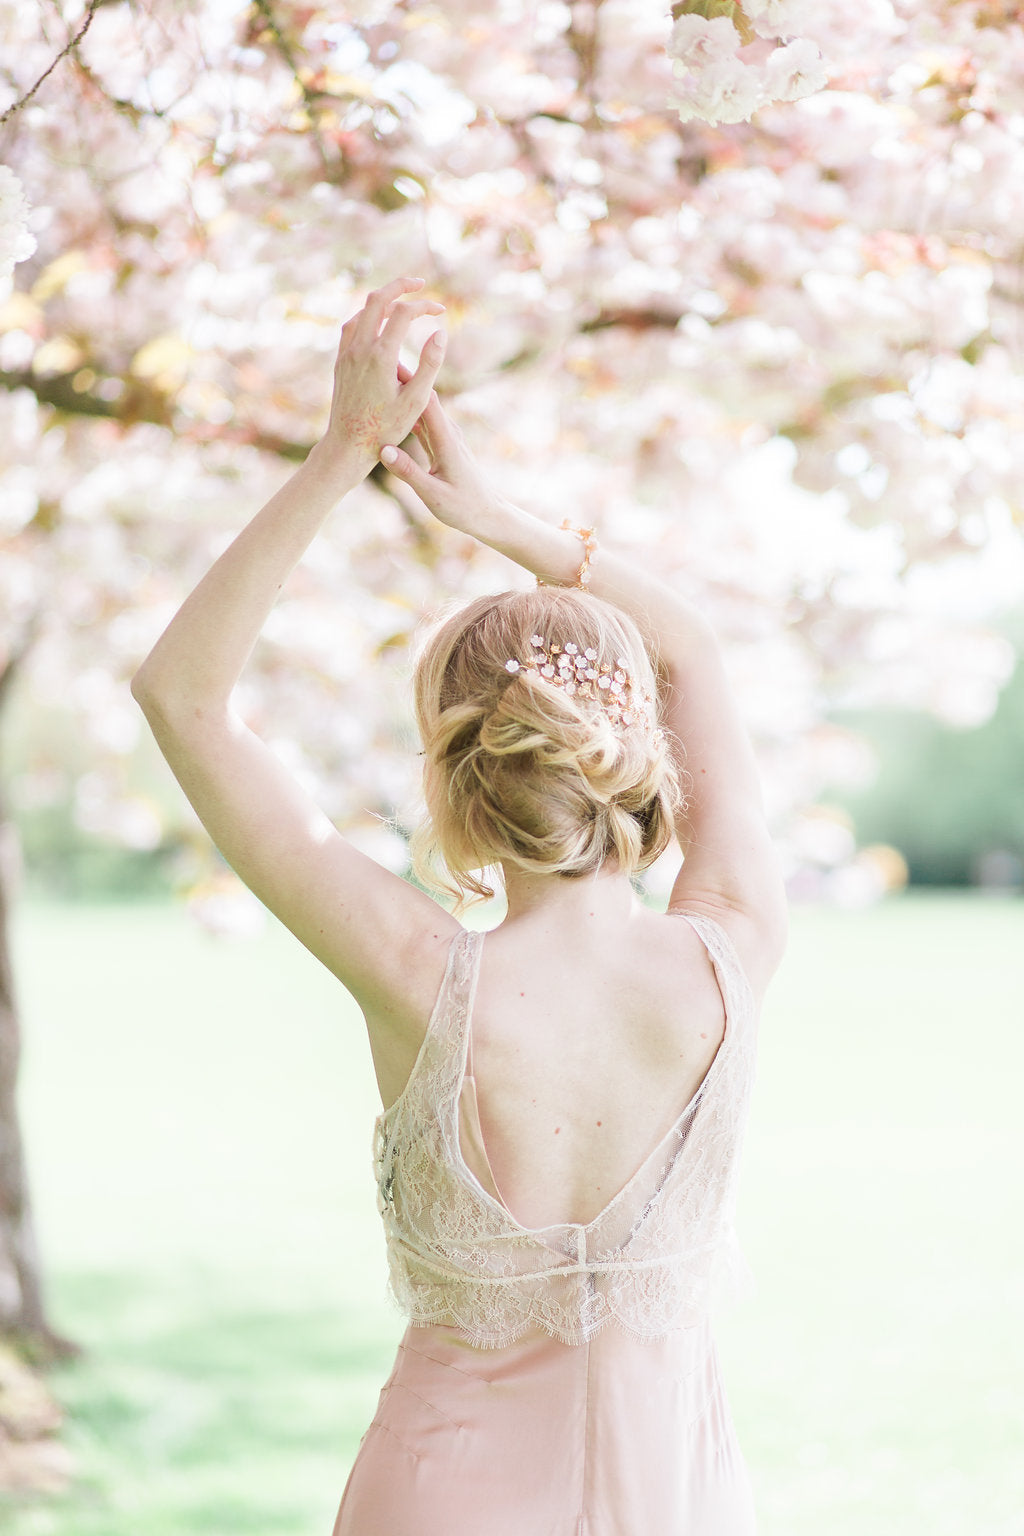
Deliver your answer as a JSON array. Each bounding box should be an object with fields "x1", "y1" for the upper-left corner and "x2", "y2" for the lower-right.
[
  {"x1": 325, "y1": 276, "x2": 446, "y2": 467},
  {"x1": 327, "y1": 274, "x2": 506, "y2": 539}
]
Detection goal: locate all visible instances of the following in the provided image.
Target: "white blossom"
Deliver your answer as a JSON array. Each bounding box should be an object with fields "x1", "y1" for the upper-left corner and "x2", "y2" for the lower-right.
[
  {"x1": 761, "y1": 36, "x2": 829, "y2": 103},
  {"x1": 668, "y1": 14, "x2": 742, "y2": 68},
  {"x1": 0, "y1": 166, "x2": 35, "y2": 292},
  {"x1": 672, "y1": 55, "x2": 767, "y2": 125},
  {"x1": 667, "y1": 10, "x2": 826, "y2": 125}
]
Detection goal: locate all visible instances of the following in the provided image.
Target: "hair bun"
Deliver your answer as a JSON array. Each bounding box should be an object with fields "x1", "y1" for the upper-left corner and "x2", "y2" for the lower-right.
[{"x1": 411, "y1": 587, "x2": 683, "y2": 906}]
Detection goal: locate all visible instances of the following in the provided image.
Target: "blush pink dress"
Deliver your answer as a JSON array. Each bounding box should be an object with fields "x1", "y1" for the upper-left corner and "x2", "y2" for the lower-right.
[{"x1": 332, "y1": 912, "x2": 759, "y2": 1535}]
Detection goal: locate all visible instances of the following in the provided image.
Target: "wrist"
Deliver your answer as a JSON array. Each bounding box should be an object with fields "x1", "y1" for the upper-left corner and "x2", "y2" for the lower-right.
[
  {"x1": 480, "y1": 502, "x2": 585, "y2": 587},
  {"x1": 306, "y1": 435, "x2": 372, "y2": 490},
  {"x1": 470, "y1": 494, "x2": 527, "y2": 545}
]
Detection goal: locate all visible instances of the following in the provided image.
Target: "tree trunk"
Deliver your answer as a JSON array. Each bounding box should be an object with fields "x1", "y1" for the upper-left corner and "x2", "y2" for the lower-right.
[{"x1": 0, "y1": 656, "x2": 79, "y2": 1366}]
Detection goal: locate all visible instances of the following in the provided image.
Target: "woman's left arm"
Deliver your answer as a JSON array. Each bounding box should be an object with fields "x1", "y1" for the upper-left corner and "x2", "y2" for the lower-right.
[{"x1": 132, "y1": 278, "x2": 459, "y2": 1012}]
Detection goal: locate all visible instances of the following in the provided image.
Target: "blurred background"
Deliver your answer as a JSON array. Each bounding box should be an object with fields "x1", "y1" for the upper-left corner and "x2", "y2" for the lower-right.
[{"x1": 1, "y1": 0, "x2": 1022, "y2": 1532}]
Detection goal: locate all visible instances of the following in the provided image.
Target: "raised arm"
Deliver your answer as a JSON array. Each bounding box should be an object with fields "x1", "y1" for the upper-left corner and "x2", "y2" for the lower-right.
[
  {"x1": 379, "y1": 394, "x2": 788, "y2": 993},
  {"x1": 131, "y1": 279, "x2": 461, "y2": 1025}
]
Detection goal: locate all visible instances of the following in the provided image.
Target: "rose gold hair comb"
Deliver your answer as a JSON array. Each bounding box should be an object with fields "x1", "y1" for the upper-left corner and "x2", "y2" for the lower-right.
[{"x1": 503, "y1": 635, "x2": 660, "y2": 737}]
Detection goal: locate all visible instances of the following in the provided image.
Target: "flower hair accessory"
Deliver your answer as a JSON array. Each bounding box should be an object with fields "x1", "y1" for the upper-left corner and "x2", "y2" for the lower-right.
[{"x1": 504, "y1": 635, "x2": 661, "y2": 738}]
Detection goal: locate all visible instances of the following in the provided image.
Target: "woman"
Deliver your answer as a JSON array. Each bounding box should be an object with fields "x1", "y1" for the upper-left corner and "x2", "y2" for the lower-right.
[{"x1": 133, "y1": 276, "x2": 788, "y2": 1535}]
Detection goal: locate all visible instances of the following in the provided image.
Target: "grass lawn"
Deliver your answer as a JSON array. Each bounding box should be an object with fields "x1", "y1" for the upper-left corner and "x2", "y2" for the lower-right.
[{"x1": 3, "y1": 892, "x2": 1023, "y2": 1535}]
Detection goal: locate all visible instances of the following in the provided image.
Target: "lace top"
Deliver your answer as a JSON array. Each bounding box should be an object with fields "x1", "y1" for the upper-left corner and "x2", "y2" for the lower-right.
[{"x1": 372, "y1": 912, "x2": 758, "y2": 1349}]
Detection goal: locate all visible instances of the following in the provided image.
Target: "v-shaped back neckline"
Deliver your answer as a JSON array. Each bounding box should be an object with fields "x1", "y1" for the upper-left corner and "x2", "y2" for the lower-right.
[{"x1": 448, "y1": 917, "x2": 735, "y2": 1237}]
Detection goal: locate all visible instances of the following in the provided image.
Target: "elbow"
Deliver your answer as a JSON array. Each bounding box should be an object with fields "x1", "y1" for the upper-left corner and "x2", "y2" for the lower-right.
[
  {"x1": 130, "y1": 665, "x2": 152, "y2": 710},
  {"x1": 130, "y1": 663, "x2": 163, "y2": 717},
  {"x1": 130, "y1": 668, "x2": 230, "y2": 742},
  {"x1": 129, "y1": 664, "x2": 184, "y2": 729}
]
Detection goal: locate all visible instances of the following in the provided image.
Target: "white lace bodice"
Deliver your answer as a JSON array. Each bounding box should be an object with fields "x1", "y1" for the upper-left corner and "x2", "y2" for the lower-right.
[{"x1": 372, "y1": 912, "x2": 758, "y2": 1349}]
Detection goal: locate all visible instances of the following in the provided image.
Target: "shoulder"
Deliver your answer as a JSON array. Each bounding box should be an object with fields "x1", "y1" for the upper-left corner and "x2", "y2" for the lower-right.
[
  {"x1": 353, "y1": 910, "x2": 465, "y2": 1024},
  {"x1": 356, "y1": 913, "x2": 469, "y2": 1108},
  {"x1": 663, "y1": 893, "x2": 788, "y2": 1003}
]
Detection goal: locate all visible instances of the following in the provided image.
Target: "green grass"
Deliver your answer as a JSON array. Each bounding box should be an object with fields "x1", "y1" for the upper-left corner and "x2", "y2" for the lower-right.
[{"x1": 4, "y1": 894, "x2": 1023, "y2": 1535}]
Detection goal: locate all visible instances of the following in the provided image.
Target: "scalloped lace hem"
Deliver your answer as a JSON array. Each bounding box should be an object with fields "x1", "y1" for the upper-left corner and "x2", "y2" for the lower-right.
[
  {"x1": 385, "y1": 1274, "x2": 754, "y2": 1350},
  {"x1": 388, "y1": 1295, "x2": 713, "y2": 1349}
]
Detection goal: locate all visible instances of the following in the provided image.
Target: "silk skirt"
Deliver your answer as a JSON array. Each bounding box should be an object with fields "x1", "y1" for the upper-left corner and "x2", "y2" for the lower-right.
[{"x1": 331, "y1": 1317, "x2": 756, "y2": 1535}]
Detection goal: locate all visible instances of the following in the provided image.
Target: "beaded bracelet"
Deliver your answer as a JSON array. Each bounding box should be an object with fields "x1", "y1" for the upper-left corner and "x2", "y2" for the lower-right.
[
  {"x1": 561, "y1": 516, "x2": 601, "y2": 586},
  {"x1": 559, "y1": 519, "x2": 597, "y2": 590},
  {"x1": 536, "y1": 520, "x2": 597, "y2": 591}
]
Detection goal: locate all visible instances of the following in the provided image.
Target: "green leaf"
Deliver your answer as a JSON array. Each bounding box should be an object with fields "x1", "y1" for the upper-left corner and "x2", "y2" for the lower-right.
[{"x1": 671, "y1": 0, "x2": 755, "y2": 46}]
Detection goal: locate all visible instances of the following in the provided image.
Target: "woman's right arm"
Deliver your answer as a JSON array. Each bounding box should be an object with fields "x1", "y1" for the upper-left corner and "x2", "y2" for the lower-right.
[
  {"x1": 131, "y1": 284, "x2": 462, "y2": 1033},
  {"x1": 380, "y1": 398, "x2": 788, "y2": 993}
]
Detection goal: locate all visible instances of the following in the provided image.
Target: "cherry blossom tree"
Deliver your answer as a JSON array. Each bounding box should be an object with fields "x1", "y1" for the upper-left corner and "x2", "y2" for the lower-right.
[{"x1": 1, "y1": 0, "x2": 1023, "y2": 1348}]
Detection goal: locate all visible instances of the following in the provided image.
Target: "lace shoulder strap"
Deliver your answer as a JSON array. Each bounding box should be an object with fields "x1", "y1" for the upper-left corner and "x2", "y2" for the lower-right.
[
  {"x1": 386, "y1": 926, "x2": 483, "y2": 1125},
  {"x1": 441, "y1": 925, "x2": 485, "y2": 1048},
  {"x1": 671, "y1": 910, "x2": 756, "y2": 1034}
]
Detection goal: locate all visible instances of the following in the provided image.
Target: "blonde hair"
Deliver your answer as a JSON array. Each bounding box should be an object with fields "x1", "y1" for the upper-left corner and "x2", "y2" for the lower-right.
[{"x1": 410, "y1": 586, "x2": 683, "y2": 906}]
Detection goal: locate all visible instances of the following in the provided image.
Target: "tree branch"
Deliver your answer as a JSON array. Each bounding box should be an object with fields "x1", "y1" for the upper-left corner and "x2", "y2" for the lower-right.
[
  {"x1": 0, "y1": 367, "x2": 314, "y2": 461},
  {"x1": 580, "y1": 306, "x2": 683, "y2": 333},
  {"x1": 0, "y1": 0, "x2": 100, "y2": 128},
  {"x1": 0, "y1": 366, "x2": 172, "y2": 426},
  {"x1": 0, "y1": 302, "x2": 688, "y2": 463},
  {"x1": 567, "y1": 0, "x2": 605, "y2": 97},
  {"x1": 248, "y1": 0, "x2": 335, "y2": 178},
  {"x1": 0, "y1": 631, "x2": 35, "y2": 718}
]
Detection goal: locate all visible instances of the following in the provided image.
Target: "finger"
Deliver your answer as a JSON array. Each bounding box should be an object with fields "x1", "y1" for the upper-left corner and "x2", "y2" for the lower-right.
[
  {"x1": 409, "y1": 392, "x2": 444, "y2": 464},
  {"x1": 378, "y1": 297, "x2": 446, "y2": 359},
  {"x1": 395, "y1": 329, "x2": 447, "y2": 426},
  {"x1": 403, "y1": 432, "x2": 432, "y2": 472},
  {"x1": 410, "y1": 386, "x2": 458, "y2": 470},
  {"x1": 333, "y1": 310, "x2": 362, "y2": 358},
  {"x1": 354, "y1": 276, "x2": 425, "y2": 344},
  {"x1": 379, "y1": 442, "x2": 444, "y2": 508},
  {"x1": 395, "y1": 358, "x2": 438, "y2": 457},
  {"x1": 408, "y1": 405, "x2": 437, "y2": 467},
  {"x1": 397, "y1": 351, "x2": 455, "y2": 459}
]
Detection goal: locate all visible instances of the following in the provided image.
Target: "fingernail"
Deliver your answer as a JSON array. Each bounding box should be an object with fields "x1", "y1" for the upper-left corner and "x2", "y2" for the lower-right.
[
  {"x1": 380, "y1": 445, "x2": 398, "y2": 464},
  {"x1": 431, "y1": 330, "x2": 447, "y2": 350}
]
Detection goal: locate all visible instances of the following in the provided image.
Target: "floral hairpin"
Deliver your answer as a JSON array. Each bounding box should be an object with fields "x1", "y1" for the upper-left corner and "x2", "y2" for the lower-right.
[{"x1": 504, "y1": 635, "x2": 660, "y2": 737}]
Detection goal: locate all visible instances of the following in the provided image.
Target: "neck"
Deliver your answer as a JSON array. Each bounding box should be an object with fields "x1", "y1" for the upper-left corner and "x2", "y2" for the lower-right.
[{"x1": 499, "y1": 862, "x2": 639, "y2": 930}]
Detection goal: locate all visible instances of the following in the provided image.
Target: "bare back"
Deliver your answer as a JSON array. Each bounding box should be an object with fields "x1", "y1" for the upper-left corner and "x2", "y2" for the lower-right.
[{"x1": 374, "y1": 905, "x2": 729, "y2": 1233}]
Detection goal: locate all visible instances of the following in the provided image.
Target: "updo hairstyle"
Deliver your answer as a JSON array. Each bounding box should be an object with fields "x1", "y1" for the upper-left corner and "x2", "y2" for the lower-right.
[{"x1": 409, "y1": 586, "x2": 683, "y2": 906}]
